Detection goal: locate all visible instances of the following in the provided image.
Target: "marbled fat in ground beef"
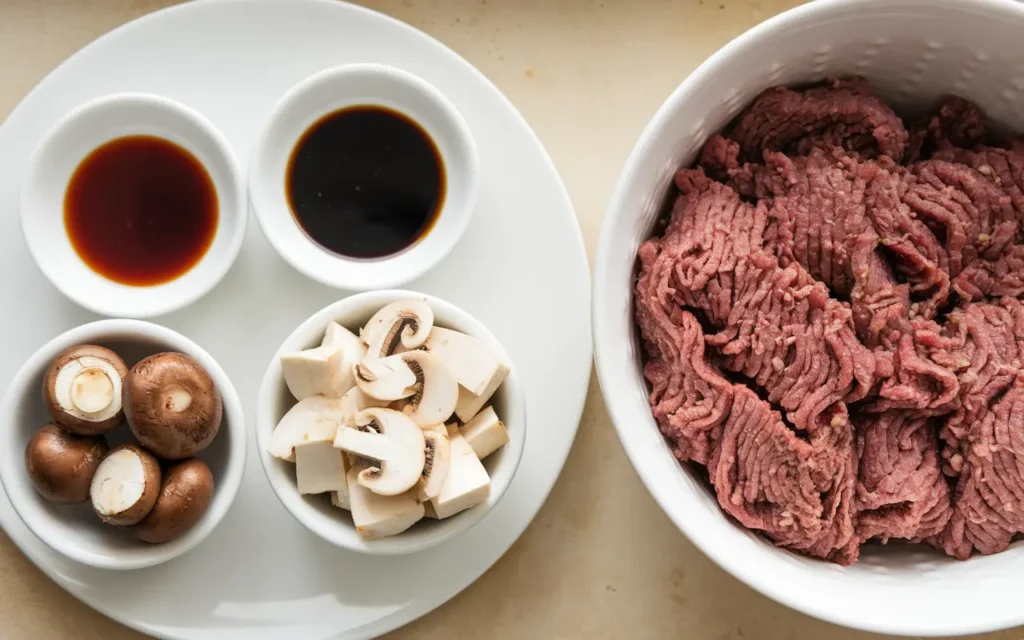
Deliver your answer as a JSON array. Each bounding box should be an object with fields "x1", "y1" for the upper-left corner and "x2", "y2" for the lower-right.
[{"x1": 635, "y1": 77, "x2": 1024, "y2": 564}]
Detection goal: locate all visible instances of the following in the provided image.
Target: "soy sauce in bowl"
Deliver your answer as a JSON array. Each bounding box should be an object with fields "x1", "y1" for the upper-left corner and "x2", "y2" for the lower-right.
[
  {"x1": 285, "y1": 105, "x2": 445, "y2": 259},
  {"x1": 65, "y1": 135, "x2": 218, "y2": 286}
]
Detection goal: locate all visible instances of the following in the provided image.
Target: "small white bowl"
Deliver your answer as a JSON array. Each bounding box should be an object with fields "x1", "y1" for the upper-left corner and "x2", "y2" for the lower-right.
[
  {"x1": 248, "y1": 63, "x2": 479, "y2": 291},
  {"x1": 256, "y1": 290, "x2": 525, "y2": 555},
  {"x1": 0, "y1": 319, "x2": 247, "y2": 570},
  {"x1": 19, "y1": 93, "x2": 247, "y2": 319}
]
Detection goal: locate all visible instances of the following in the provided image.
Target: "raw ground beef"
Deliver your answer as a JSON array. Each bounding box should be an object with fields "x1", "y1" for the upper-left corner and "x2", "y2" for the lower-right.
[{"x1": 635, "y1": 77, "x2": 1024, "y2": 564}]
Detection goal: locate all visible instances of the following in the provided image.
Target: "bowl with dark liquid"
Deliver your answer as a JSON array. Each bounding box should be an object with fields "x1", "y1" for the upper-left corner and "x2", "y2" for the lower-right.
[
  {"x1": 19, "y1": 93, "x2": 246, "y2": 318},
  {"x1": 248, "y1": 63, "x2": 479, "y2": 291}
]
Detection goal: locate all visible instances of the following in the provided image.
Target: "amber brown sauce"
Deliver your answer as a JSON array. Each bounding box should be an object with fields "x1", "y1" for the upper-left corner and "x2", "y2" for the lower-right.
[
  {"x1": 64, "y1": 135, "x2": 218, "y2": 286},
  {"x1": 286, "y1": 105, "x2": 445, "y2": 259}
]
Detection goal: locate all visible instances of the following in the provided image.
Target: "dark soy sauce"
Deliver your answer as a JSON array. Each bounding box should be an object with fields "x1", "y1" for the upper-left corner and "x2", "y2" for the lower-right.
[
  {"x1": 64, "y1": 135, "x2": 218, "y2": 286},
  {"x1": 286, "y1": 105, "x2": 445, "y2": 259}
]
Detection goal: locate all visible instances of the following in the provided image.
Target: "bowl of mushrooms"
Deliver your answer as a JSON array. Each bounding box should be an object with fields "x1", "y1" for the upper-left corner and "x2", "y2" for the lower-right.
[
  {"x1": 256, "y1": 290, "x2": 526, "y2": 555},
  {"x1": 0, "y1": 319, "x2": 246, "y2": 570}
]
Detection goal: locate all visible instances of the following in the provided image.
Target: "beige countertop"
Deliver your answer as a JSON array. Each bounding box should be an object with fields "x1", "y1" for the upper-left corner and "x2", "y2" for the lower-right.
[{"x1": 1, "y1": 1, "x2": 1021, "y2": 639}]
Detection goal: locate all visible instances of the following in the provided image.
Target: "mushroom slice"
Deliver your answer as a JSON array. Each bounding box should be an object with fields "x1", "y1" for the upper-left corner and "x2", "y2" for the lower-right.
[
  {"x1": 360, "y1": 299, "x2": 434, "y2": 358},
  {"x1": 268, "y1": 396, "x2": 345, "y2": 462},
  {"x1": 43, "y1": 345, "x2": 128, "y2": 435},
  {"x1": 454, "y1": 360, "x2": 510, "y2": 423},
  {"x1": 347, "y1": 466, "x2": 424, "y2": 540},
  {"x1": 338, "y1": 386, "x2": 389, "y2": 427},
  {"x1": 354, "y1": 355, "x2": 418, "y2": 401},
  {"x1": 417, "y1": 428, "x2": 451, "y2": 501},
  {"x1": 333, "y1": 408, "x2": 425, "y2": 496},
  {"x1": 429, "y1": 425, "x2": 491, "y2": 519},
  {"x1": 90, "y1": 444, "x2": 161, "y2": 526},
  {"x1": 397, "y1": 351, "x2": 458, "y2": 427},
  {"x1": 459, "y1": 406, "x2": 509, "y2": 460},
  {"x1": 421, "y1": 327, "x2": 506, "y2": 396},
  {"x1": 355, "y1": 351, "x2": 457, "y2": 426}
]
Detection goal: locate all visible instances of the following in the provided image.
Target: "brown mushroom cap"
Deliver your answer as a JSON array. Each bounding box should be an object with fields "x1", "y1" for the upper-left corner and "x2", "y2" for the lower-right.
[
  {"x1": 90, "y1": 444, "x2": 161, "y2": 526},
  {"x1": 42, "y1": 345, "x2": 128, "y2": 435},
  {"x1": 24, "y1": 423, "x2": 108, "y2": 504},
  {"x1": 123, "y1": 352, "x2": 222, "y2": 460},
  {"x1": 133, "y1": 458, "x2": 214, "y2": 544}
]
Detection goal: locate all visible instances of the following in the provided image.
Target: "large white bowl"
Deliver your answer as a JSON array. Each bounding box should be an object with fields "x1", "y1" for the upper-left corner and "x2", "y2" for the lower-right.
[
  {"x1": 593, "y1": 0, "x2": 1024, "y2": 636},
  {"x1": 256, "y1": 290, "x2": 526, "y2": 555},
  {"x1": 0, "y1": 319, "x2": 247, "y2": 570}
]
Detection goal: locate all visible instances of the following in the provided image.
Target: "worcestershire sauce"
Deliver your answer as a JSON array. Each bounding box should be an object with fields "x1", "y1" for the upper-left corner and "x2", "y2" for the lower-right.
[
  {"x1": 64, "y1": 135, "x2": 218, "y2": 286},
  {"x1": 286, "y1": 105, "x2": 445, "y2": 259}
]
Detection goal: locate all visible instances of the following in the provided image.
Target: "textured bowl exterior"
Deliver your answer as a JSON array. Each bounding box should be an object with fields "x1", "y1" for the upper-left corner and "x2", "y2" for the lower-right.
[{"x1": 593, "y1": 0, "x2": 1024, "y2": 635}]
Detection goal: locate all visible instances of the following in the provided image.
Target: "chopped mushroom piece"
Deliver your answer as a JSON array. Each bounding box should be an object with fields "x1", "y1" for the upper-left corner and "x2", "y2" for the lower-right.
[
  {"x1": 430, "y1": 425, "x2": 491, "y2": 519},
  {"x1": 295, "y1": 438, "x2": 348, "y2": 495},
  {"x1": 354, "y1": 355, "x2": 418, "y2": 401},
  {"x1": 268, "y1": 396, "x2": 345, "y2": 462},
  {"x1": 347, "y1": 466, "x2": 424, "y2": 540},
  {"x1": 42, "y1": 345, "x2": 128, "y2": 435},
  {"x1": 459, "y1": 406, "x2": 509, "y2": 460},
  {"x1": 338, "y1": 386, "x2": 389, "y2": 427},
  {"x1": 360, "y1": 299, "x2": 433, "y2": 358},
  {"x1": 454, "y1": 360, "x2": 509, "y2": 423},
  {"x1": 421, "y1": 327, "x2": 505, "y2": 396},
  {"x1": 333, "y1": 408, "x2": 426, "y2": 496}
]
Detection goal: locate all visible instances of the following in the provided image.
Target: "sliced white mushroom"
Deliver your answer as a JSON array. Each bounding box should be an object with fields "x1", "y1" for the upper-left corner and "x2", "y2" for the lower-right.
[
  {"x1": 347, "y1": 466, "x2": 424, "y2": 540},
  {"x1": 360, "y1": 299, "x2": 433, "y2": 358},
  {"x1": 459, "y1": 406, "x2": 509, "y2": 460},
  {"x1": 399, "y1": 351, "x2": 458, "y2": 427},
  {"x1": 338, "y1": 386, "x2": 389, "y2": 426},
  {"x1": 295, "y1": 439, "x2": 348, "y2": 495},
  {"x1": 268, "y1": 396, "x2": 344, "y2": 462},
  {"x1": 417, "y1": 429, "x2": 451, "y2": 501},
  {"x1": 454, "y1": 360, "x2": 510, "y2": 423},
  {"x1": 420, "y1": 327, "x2": 506, "y2": 396},
  {"x1": 355, "y1": 351, "x2": 458, "y2": 427},
  {"x1": 429, "y1": 425, "x2": 491, "y2": 519},
  {"x1": 333, "y1": 408, "x2": 425, "y2": 496}
]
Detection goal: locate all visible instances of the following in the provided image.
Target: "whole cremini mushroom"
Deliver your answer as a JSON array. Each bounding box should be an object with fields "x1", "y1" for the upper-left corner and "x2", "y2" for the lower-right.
[
  {"x1": 123, "y1": 352, "x2": 222, "y2": 459},
  {"x1": 24, "y1": 423, "x2": 108, "y2": 503},
  {"x1": 90, "y1": 444, "x2": 162, "y2": 526},
  {"x1": 42, "y1": 345, "x2": 128, "y2": 435},
  {"x1": 133, "y1": 458, "x2": 214, "y2": 544}
]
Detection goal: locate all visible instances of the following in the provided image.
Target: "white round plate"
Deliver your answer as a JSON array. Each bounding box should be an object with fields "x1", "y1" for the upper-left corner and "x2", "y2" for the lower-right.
[{"x1": 0, "y1": 1, "x2": 591, "y2": 639}]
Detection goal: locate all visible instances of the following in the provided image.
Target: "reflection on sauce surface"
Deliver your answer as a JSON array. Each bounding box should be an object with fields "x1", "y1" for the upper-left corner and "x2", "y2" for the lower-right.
[
  {"x1": 64, "y1": 135, "x2": 218, "y2": 286},
  {"x1": 286, "y1": 105, "x2": 445, "y2": 259}
]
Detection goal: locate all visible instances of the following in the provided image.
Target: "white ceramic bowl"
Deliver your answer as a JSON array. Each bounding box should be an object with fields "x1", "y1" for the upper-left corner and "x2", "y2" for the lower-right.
[
  {"x1": 593, "y1": 0, "x2": 1024, "y2": 636},
  {"x1": 257, "y1": 290, "x2": 525, "y2": 555},
  {"x1": 248, "y1": 63, "x2": 479, "y2": 291},
  {"x1": 0, "y1": 319, "x2": 247, "y2": 570},
  {"x1": 19, "y1": 93, "x2": 246, "y2": 319}
]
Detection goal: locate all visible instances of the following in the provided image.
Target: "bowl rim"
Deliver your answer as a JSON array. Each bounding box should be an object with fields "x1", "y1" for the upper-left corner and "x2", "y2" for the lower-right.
[
  {"x1": 247, "y1": 62, "x2": 480, "y2": 292},
  {"x1": 0, "y1": 318, "x2": 247, "y2": 570},
  {"x1": 255, "y1": 289, "x2": 526, "y2": 555},
  {"x1": 593, "y1": 0, "x2": 1024, "y2": 636},
  {"x1": 17, "y1": 91, "x2": 247, "y2": 319}
]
